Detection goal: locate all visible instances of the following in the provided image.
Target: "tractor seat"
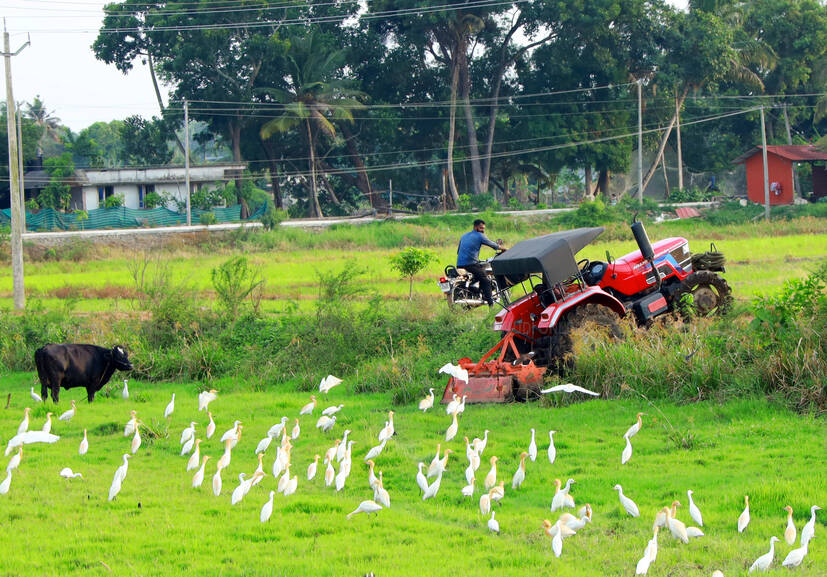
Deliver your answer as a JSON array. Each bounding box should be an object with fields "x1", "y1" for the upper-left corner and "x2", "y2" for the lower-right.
[{"x1": 533, "y1": 283, "x2": 555, "y2": 308}]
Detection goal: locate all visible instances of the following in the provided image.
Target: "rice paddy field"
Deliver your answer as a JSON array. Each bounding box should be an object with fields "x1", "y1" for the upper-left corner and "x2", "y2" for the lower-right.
[
  {"x1": 0, "y1": 208, "x2": 825, "y2": 576},
  {"x1": 0, "y1": 376, "x2": 824, "y2": 577}
]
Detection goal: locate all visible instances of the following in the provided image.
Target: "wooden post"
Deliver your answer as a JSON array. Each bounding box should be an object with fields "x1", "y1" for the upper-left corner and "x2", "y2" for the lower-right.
[
  {"x1": 675, "y1": 94, "x2": 683, "y2": 191},
  {"x1": 760, "y1": 107, "x2": 770, "y2": 221}
]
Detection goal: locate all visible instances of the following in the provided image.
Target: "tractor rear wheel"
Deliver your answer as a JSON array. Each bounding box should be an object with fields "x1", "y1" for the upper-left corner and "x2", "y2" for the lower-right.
[
  {"x1": 680, "y1": 271, "x2": 732, "y2": 317},
  {"x1": 547, "y1": 303, "x2": 624, "y2": 373}
]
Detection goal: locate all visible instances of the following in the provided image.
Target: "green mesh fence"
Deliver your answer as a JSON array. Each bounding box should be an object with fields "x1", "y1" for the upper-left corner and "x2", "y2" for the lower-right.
[{"x1": 0, "y1": 204, "x2": 266, "y2": 232}]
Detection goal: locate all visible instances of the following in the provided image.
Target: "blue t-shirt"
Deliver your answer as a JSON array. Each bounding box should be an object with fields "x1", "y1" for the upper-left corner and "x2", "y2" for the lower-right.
[{"x1": 457, "y1": 230, "x2": 499, "y2": 267}]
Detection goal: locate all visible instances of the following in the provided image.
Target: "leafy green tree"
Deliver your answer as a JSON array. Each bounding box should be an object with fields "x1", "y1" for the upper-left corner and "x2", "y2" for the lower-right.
[
  {"x1": 259, "y1": 30, "x2": 365, "y2": 218},
  {"x1": 1, "y1": 103, "x2": 43, "y2": 206},
  {"x1": 39, "y1": 152, "x2": 75, "y2": 211},
  {"x1": 120, "y1": 115, "x2": 173, "y2": 166},
  {"x1": 25, "y1": 95, "x2": 62, "y2": 146},
  {"x1": 65, "y1": 128, "x2": 105, "y2": 168},
  {"x1": 390, "y1": 247, "x2": 435, "y2": 300}
]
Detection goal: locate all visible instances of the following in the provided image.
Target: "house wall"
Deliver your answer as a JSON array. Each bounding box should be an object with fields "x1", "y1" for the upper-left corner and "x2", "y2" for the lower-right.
[{"x1": 745, "y1": 153, "x2": 794, "y2": 205}]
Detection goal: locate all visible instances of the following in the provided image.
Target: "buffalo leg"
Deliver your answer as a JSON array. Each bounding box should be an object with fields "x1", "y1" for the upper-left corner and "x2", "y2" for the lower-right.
[
  {"x1": 41, "y1": 382, "x2": 48, "y2": 402},
  {"x1": 87, "y1": 389, "x2": 96, "y2": 403},
  {"x1": 50, "y1": 385, "x2": 60, "y2": 403}
]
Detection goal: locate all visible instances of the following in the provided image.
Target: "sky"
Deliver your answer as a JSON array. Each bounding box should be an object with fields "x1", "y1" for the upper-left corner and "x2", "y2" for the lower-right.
[{"x1": 3, "y1": 0, "x2": 689, "y2": 132}]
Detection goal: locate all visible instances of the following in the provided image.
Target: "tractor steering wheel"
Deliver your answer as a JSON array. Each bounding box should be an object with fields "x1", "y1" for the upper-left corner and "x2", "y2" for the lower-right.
[{"x1": 577, "y1": 258, "x2": 591, "y2": 273}]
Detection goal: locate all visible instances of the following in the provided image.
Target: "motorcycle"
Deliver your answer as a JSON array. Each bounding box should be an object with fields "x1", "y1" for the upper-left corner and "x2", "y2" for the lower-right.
[{"x1": 437, "y1": 245, "x2": 510, "y2": 309}]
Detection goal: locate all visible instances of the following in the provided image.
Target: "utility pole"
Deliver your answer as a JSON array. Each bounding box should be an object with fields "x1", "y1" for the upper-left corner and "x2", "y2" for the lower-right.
[
  {"x1": 675, "y1": 94, "x2": 683, "y2": 191},
  {"x1": 637, "y1": 79, "x2": 643, "y2": 202},
  {"x1": 388, "y1": 179, "x2": 393, "y2": 216},
  {"x1": 782, "y1": 103, "x2": 800, "y2": 199},
  {"x1": 760, "y1": 106, "x2": 770, "y2": 221},
  {"x1": 184, "y1": 99, "x2": 191, "y2": 226},
  {"x1": 3, "y1": 25, "x2": 30, "y2": 311},
  {"x1": 17, "y1": 106, "x2": 25, "y2": 231}
]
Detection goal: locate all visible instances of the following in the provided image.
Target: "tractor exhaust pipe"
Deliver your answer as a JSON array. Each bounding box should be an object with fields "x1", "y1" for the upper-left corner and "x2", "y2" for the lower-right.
[{"x1": 631, "y1": 216, "x2": 661, "y2": 289}]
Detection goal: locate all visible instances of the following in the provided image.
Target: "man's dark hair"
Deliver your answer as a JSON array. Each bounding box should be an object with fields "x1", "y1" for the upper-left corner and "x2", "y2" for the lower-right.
[{"x1": 473, "y1": 219, "x2": 485, "y2": 227}]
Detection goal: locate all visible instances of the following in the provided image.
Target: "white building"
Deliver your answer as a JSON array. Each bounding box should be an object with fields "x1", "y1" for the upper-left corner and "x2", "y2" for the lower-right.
[{"x1": 24, "y1": 163, "x2": 246, "y2": 211}]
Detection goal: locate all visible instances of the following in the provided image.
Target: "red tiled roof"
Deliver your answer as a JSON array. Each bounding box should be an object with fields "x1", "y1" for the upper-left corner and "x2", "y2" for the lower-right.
[
  {"x1": 675, "y1": 207, "x2": 701, "y2": 219},
  {"x1": 733, "y1": 145, "x2": 827, "y2": 164}
]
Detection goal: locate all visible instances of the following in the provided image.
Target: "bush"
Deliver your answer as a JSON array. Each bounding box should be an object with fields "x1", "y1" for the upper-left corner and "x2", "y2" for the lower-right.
[
  {"x1": 104, "y1": 194, "x2": 124, "y2": 208},
  {"x1": 211, "y1": 256, "x2": 264, "y2": 318},
  {"x1": 261, "y1": 207, "x2": 288, "y2": 230},
  {"x1": 457, "y1": 194, "x2": 473, "y2": 212},
  {"x1": 143, "y1": 191, "x2": 167, "y2": 209},
  {"x1": 199, "y1": 212, "x2": 217, "y2": 225},
  {"x1": 389, "y1": 247, "x2": 435, "y2": 300}
]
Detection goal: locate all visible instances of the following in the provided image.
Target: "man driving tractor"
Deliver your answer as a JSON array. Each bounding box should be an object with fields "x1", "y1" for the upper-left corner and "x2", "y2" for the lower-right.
[{"x1": 457, "y1": 219, "x2": 504, "y2": 307}]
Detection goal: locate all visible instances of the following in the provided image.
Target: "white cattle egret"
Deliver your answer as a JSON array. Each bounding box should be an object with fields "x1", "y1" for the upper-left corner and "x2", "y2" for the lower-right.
[
  {"x1": 455, "y1": 395, "x2": 468, "y2": 415},
  {"x1": 783, "y1": 506, "x2": 797, "y2": 545},
  {"x1": 164, "y1": 394, "x2": 175, "y2": 418},
  {"x1": 316, "y1": 415, "x2": 337, "y2": 433},
  {"x1": 613, "y1": 484, "x2": 640, "y2": 517},
  {"x1": 322, "y1": 404, "x2": 344, "y2": 417},
  {"x1": 180, "y1": 435, "x2": 195, "y2": 456},
  {"x1": 299, "y1": 395, "x2": 316, "y2": 416},
  {"x1": 781, "y1": 541, "x2": 809, "y2": 568},
  {"x1": 6, "y1": 448, "x2": 22, "y2": 473},
  {"x1": 461, "y1": 477, "x2": 475, "y2": 497},
  {"x1": 216, "y1": 440, "x2": 233, "y2": 471},
  {"x1": 687, "y1": 490, "x2": 703, "y2": 527},
  {"x1": 418, "y1": 388, "x2": 435, "y2": 412},
  {"x1": 445, "y1": 413, "x2": 459, "y2": 442},
  {"x1": 318, "y1": 374, "x2": 343, "y2": 394},
  {"x1": 186, "y1": 440, "x2": 202, "y2": 471},
  {"x1": 374, "y1": 474, "x2": 390, "y2": 508},
  {"x1": 107, "y1": 473, "x2": 122, "y2": 501},
  {"x1": 439, "y1": 362, "x2": 469, "y2": 383},
  {"x1": 337, "y1": 430, "x2": 351, "y2": 463},
  {"x1": 363, "y1": 439, "x2": 386, "y2": 462},
  {"x1": 41, "y1": 412, "x2": 53, "y2": 434},
  {"x1": 250, "y1": 454, "x2": 266, "y2": 487},
  {"x1": 198, "y1": 389, "x2": 218, "y2": 411},
  {"x1": 78, "y1": 429, "x2": 89, "y2": 456},
  {"x1": 114, "y1": 454, "x2": 131, "y2": 483},
  {"x1": 528, "y1": 429, "x2": 537, "y2": 462},
  {"x1": 346, "y1": 500, "x2": 381, "y2": 519},
  {"x1": 712, "y1": 572, "x2": 724, "y2": 577},
  {"x1": 547, "y1": 430, "x2": 557, "y2": 464},
  {"x1": 749, "y1": 536, "x2": 779, "y2": 572},
  {"x1": 416, "y1": 463, "x2": 429, "y2": 494},
  {"x1": 490, "y1": 481, "x2": 505, "y2": 502},
  {"x1": 366, "y1": 460, "x2": 378, "y2": 489},
  {"x1": 30, "y1": 387, "x2": 43, "y2": 403},
  {"x1": 324, "y1": 461, "x2": 335, "y2": 487},
  {"x1": 479, "y1": 492, "x2": 491, "y2": 515},
  {"x1": 59, "y1": 467, "x2": 82, "y2": 479},
  {"x1": 738, "y1": 495, "x2": 751, "y2": 533},
  {"x1": 58, "y1": 400, "x2": 76, "y2": 422},
  {"x1": 540, "y1": 383, "x2": 599, "y2": 396},
  {"x1": 551, "y1": 521, "x2": 564, "y2": 557},
  {"x1": 551, "y1": 478, "x2": 576, "y2": 512},
  {"x1": 283, "y1": 475, "x2": 298, "y2": 497},
  {"x1": 512, "y1": 452, "x2": 528, "y2": 489},
  {"x1": 131, "y1": 427, "x2": 142, "y2": 455},
  {"x1": 17, "y1": 407, "x2": 30, "y2": 435},
  {"x1": 180, "y1": 422, "x2": 196, "y2": 445},
  {"x1": 192, "y1": 456, "x2": 210, "y2": 488},
  {"x1": 267, "y1": 417, "x2": 287, "y2": 439},
  {"x1": 307, "y1": 455, "x2": 320, "y2": 481},
  {"x1": 621, "y1": 434, "x2": 633, "y2": 465},
  {"x1": 488, "y1": 511, "x2": 499, "y2": 534},
  {"x1": 291, "y1": 419, "x2": 300, "y2": 440},
  {"x1": 801, "y1": 505, "x2": 821, "y2": 546},
  {"x1": 324, "y1": 441, "x2": 340, "y2": 465},
  {"x1": 635, "y1": 552, "x2": 651, "y2": 576},
  {"x1": 0, "y1": 470, "x2": 11, "y2": 495},
  {"x1": 378, "y1": 412, "x2": 395, "y2": 442},
  {"x1": 483, "y1": 456, "x2": 499, "y2": 490},
  {"x1": 231, "y1": 472, "x2": 261, "y2": 505},
  {"x1": 261, "y1": 491, "x2": 275, "y2": 523},
  {"x1": 212, "y1": 467, "x2": 223, "y2": 497},
  {"x1": 645, "y1": 526, "x2": 659, "y2": 562},
  {"x1": 566, "y1": 509, "x2": 592, "y2": 532},
  {"x1": 422, "y1": 473, "x2": 442, "y2": 500},
  {"x1": 472, "y1": 430, "x2": 489, "y2": 455},
  {"x1": 124, "y1": 411, "x2": 138, "y2": 437},
  {"x1": 278, "y1": 467, "x2": 292, "y2": 494},
  {"x1": 122, "y1": 379, "x2": 129, "y2": 399},
  {"x1": 427, "y1": 445, "x2": 442, "y2": 478},
  {"x1": 255, "y1": 435, "x2": 274, "y2": 456},
  {"x1": 445, "y1": 395, "x2": 460, "y2": 415},
  {"x1": 624, "y1": 412, "x2": 645, "y2": 439},
  {"x1": 220, "y1": 421, "x2": 242, "y2": 443},
  {"x1": 664, "y1": 506, "x2": 689, "y2": 544},
  {"x1": 5, "y1": 431, "x2": 60, "y2": 455},
  {"x1": 686, "y1": 526, "x2": 704, "y2": 538},
  {"x1": 334, "y1": 467, "x2": 348, "y2": 492},
  {"x1": 206, "y1": 412, "x2": 216, "y2": 439}
]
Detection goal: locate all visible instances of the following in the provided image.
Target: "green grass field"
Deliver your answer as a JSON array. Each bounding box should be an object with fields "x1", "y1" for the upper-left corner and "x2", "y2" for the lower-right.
[{"x1": 0, "y1": 375, "x2": 824, "y2": 576}]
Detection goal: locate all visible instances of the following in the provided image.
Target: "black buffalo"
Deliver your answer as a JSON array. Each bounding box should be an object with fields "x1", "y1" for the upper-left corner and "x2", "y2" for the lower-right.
[{"x1": 34, "y1": 344, "x2": 133, "y2": 403}]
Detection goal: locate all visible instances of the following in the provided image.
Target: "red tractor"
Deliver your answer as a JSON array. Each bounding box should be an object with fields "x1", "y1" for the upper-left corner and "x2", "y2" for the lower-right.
[{"x1": 443, "y1": 221, "x2": 731, "y2": 403}]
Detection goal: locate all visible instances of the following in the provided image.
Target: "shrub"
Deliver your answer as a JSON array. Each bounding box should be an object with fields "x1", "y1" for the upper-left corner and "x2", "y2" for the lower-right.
[
  {"x1": 143, "y1": 191, "x2": 167, "y2": 209},
  {"x1": 199, "y1": 212, "x2": 217, "y2": 225},
  {"x1": 211, "y1": 256, "x2": 264, "y2": 318},
  {"x1": 457, "y1": 194, "x2": 473, "y2": 212},
  {"x1": 104, "y1": 194, "x2": 124, "y2": 209},
  {"x1": 389, "y1": 247, "x2": 435, "y2": 300},
  {"x1": 261, "y1": 207, "x2": 288, "y2": 230}
]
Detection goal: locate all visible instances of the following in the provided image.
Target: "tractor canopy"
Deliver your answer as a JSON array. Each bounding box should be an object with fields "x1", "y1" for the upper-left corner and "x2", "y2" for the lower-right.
[{"x1": 491, "y1": 227, "x2": 605, "y2": 286}]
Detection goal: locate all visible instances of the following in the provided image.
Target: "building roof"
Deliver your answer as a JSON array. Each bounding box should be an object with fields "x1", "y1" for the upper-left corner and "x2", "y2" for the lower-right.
[
  {"x1": 23, "y1": 163, "x2": 247, "y2": 190},
  {"x1": 733, "y1": 145, "x2": 827, "y2": 164}
]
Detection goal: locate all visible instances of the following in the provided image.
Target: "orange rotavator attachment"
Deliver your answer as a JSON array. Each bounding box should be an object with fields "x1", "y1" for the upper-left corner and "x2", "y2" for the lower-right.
[{"x1": 442, "y1": 332, "x2": 546, "y2": 403}]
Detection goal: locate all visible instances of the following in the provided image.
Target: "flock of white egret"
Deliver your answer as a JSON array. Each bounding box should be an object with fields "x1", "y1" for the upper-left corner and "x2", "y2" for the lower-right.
[{"x1": 1, "y1": 373, "x2": 822, "y2": 575}]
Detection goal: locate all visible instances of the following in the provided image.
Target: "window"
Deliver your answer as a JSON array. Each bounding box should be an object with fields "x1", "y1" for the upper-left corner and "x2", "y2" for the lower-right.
[
  {"x1": 138, "y1": 185, "x2": 144, "y2": 208},
  {"x1": 98, "y1": 187, "x2": 104, "y2": 202}
]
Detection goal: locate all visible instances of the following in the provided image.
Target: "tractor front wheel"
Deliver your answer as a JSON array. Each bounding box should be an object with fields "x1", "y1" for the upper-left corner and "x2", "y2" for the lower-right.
[
  {"x1": 547, "y1": 303, "x2": 624, "y2": 373},
  {"x1": 680, "y1": 271, "x2": 732, "y2": 317}
]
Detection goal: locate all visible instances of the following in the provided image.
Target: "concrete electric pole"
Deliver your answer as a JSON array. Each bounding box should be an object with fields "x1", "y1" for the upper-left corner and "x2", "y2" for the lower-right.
[{"x1": 3, "y1": 25, "x2": 30, "y2": 310}]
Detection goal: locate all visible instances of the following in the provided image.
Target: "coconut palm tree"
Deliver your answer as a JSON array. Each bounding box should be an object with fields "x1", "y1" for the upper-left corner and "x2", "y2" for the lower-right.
[
  {"x1": 26, "y1": 95, "x2": 62, "y2": 144},
  {"x1": 259, "y1": 31, "x2": 365, "y2": 217}
]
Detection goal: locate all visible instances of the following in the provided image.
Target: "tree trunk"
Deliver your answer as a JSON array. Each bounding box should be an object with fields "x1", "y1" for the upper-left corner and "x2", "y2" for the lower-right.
[
  {"x1": 230, "y1": 121, "x2": 250, "y2": 219},
  {"x1": 459, "y1": 47, "x2": 483, "y2": 196},
  {"x1": 318, "y1": 172, "x2": 341, "y2": 205},
  {"x1": 305, "y1": 118, "x2": 322, "y2": 218},
  {"x1": 261, "y1": 139, "x2": 283, "y2": 209},
  {"x1": 641, "y1": 86, "x2": 690, "y2": 195},
  {"x1": 584, "y1": 165, "x2": 593, "y2": 200},
  {"x1": 446, "y1": 57, "x2": 461, "y2": 208},
  {"x1": 783, "y1": 104, "x2": 801, "y2": 198},
  {"x1": 597, "y1": 170, "x2": 610, "y2": 197},
  {"x1": 340, "y1": 123, "x2": 373, "y2": 207},
  {"x1": 661, "y1": 158, "x2": 670, "y2": 199}
]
